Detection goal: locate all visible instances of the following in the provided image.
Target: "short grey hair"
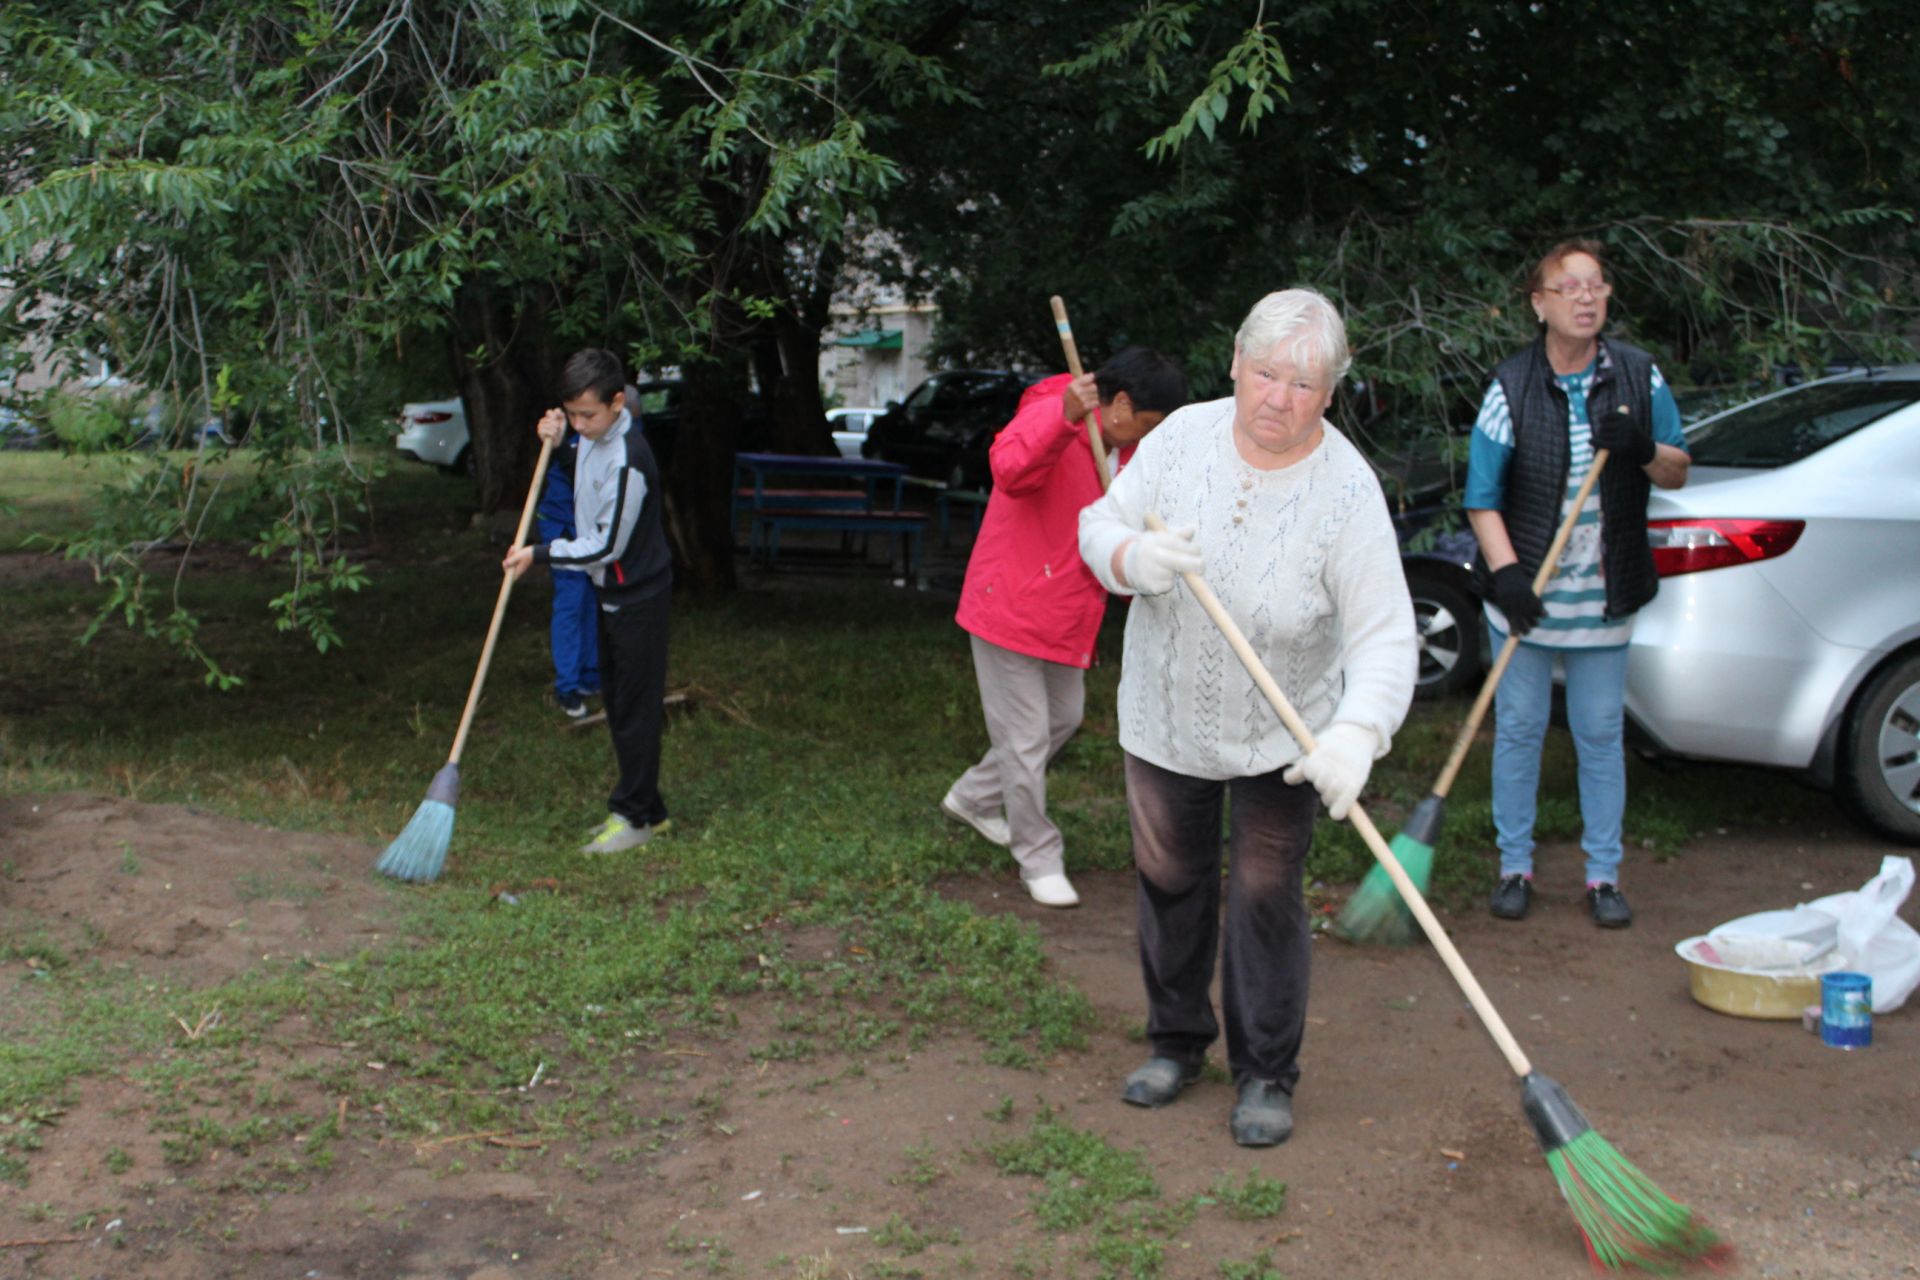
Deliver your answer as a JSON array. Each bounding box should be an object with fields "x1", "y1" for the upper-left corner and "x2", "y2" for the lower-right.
[{"x1": 1234, "y1": 288, "x2": 1351, "y2": 385}]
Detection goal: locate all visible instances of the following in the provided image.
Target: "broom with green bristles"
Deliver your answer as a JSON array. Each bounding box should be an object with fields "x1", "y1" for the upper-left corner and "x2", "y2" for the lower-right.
[
  {"x1": 1157, "y1": 502, "x2": 1724, "y2": 1273},
  {"x1": 1049, "y1": 297, "x2": 1726, "y2": 1272},
  {"x1": 376, "y1": 436, "x2": 554, "y2": 883},
  {"x1": 1337, "y1": 448, "x2": 1612, "y2": 944}
]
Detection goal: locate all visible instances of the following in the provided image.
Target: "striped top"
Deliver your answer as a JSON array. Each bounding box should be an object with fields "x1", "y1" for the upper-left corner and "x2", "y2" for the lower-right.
[{"x1": 1464, "y1": 361, "x2": 1685, "y2": 649}]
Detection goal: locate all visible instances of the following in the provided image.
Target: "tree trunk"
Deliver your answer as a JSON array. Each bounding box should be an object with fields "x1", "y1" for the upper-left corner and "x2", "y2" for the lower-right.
[
  {"x1": 752, "y1": 314, "x2": 836, "y2": 456},
  {"x1": 661, "y1": 355, "x2": 747, "y2": 595},
  {"x1": 448, "y1": 284, "x2": 561, "y2": 512}
]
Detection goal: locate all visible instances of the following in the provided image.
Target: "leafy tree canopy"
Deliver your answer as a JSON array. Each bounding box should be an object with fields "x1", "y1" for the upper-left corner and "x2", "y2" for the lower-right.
[{"x1": 3, "y1": 0, "x2": 1916, "y2": 680}]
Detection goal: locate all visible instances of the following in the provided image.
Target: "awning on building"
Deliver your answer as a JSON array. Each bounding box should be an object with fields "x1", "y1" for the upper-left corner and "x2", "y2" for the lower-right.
[{"x1": 833, "y1": 328, "x2": 903, "y2": 351}]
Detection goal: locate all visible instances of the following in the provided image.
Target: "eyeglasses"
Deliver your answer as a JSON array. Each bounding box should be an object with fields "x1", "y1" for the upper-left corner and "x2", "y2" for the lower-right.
[{"x1": 1542, "y1": 279, "x2": 1612, "y2": 300}]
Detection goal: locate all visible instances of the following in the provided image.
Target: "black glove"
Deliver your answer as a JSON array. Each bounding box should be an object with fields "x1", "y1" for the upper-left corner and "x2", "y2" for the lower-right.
[
  {"x1": 1492, "y1": 563, "x2": 1545, "y2": 636},
  {"x1": 1590, "y1": 404, "x2": 1656, "y2": 466}
]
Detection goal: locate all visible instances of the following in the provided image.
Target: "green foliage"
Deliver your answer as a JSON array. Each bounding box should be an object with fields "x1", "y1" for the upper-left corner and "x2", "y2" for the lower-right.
[{"x1": 1205, "y1": 1170, "x2": 1288, "y2": 1220}]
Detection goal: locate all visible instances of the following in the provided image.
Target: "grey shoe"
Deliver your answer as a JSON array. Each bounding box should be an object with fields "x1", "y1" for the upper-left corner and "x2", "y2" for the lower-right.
[
  {"x1": 1121, "y1": 1056, "x2": 1203, "y2": 1108},
  {"x1": 1490, "y1": 873, "x2": 1533, "y2": 920},
  {"x1": 1229, "y1": 1078, "x2": 1294, "y2": 1147},
  {"x1": 580, "y1": 815, "x2": 650, "y2": 855},
  {"x1": 1587, "y1": 883, "x2": 1634, "y2": 929}
]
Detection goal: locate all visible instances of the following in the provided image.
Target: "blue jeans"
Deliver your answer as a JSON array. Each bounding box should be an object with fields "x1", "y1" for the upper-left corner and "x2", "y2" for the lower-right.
[
  {"x1": 1488, "y1": 622, "x2": 1629, "y2": 886},
  {"x1": 538, "y1": 516, "x2": 601, "y2": 698}
]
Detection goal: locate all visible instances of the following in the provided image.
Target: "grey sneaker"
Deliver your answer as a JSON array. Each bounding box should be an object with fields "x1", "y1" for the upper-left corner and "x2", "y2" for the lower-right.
[
  {"x1": 1587, "y1": 883, "x2": 1633, "y2": 929},
  {"x1": 1490, "y1": 873, "x2": 1533, "y2": 920},
  {"x1": 1121, "y1": 1056, "x2": 1203, "y2": 1108},
  {"x1": 1229, "y1": 1078, "x2": 1294, "y2": 1147},
  {"x1": 940, "y1": 789, "x2": 1011, "y2": 847},
  {"x1": 580, "y1": 815, "x2": 651, "y2": 855}
]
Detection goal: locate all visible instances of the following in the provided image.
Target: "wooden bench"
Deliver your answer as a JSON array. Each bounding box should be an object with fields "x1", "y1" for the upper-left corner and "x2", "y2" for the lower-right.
[
  {"x1": 936, "y1": 489, "x2": 990, "y2": 545},
  {"x1": 750, "y1": 507, "x2": 930, "y2": 578}
]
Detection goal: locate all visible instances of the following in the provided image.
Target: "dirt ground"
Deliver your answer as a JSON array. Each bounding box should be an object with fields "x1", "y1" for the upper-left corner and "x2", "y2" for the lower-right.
[{"x1": 2, "y1": 791, "x2": 1917, "y2": 1279}]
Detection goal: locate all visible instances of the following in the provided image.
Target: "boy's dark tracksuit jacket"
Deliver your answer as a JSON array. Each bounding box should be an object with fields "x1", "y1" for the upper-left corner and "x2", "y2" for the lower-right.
[{"x1": 531, "y1": 409, "x2": 671, "y2": 603}]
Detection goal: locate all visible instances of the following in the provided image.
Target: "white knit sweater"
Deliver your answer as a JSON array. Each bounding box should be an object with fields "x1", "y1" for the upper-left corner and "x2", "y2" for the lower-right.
[{"x1": 1078, "y1": 397, "x2": 1416, "y2": 780}]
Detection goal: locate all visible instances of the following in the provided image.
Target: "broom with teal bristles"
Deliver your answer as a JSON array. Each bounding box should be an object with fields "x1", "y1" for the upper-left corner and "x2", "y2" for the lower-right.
[
  {"x1": 1337, "y1": 448, "x2": 1613, "y2": 945},
  {"x1": 377, "y1": 435, "x2": 554, "y2": 883}
]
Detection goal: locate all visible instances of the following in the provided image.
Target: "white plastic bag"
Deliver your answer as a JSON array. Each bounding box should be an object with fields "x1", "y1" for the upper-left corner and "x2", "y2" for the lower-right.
[{"x1": 1805, "y1": 855, "x2": 1920, "y2": 1014}]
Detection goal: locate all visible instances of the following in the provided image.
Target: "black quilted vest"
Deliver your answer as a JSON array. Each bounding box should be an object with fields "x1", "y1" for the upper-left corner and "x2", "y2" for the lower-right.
[{"x1": 1470, "y1": 337, "x2": 1659, "y2": 621}]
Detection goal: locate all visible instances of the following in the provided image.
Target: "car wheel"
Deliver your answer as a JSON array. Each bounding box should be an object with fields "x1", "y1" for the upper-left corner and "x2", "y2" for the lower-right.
[
  {"x1": 1836, "y1": 651, "x2": 1920, "y2": 845},
  {"x1": 1406, "y1": 569, "x2": 1483, "y2": 699},
  {"x1": 445, "y1": 447, "x2": 474, "y2": 478}
]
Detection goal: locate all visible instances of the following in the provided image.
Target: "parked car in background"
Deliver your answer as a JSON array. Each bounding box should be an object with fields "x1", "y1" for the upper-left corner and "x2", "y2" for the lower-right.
[
  {"x1": 394, "y1": 397, "x2": 471, "y2": 474},
  {"x1": 1626, "y1": 365, "x2": 1920, "y2": 843},
  {"x1": 0, "y1": 405, "x2": 45, "y2": 449},
  {"x1": 828, "y1": 406, "x2": 883, "y2": 460},
  {"x1": 861, "y1": 370, "x2": 1027, "y2": 490}
]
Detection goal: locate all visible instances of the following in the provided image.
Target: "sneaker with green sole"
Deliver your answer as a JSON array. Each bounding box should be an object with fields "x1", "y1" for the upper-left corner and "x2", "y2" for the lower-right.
[{"x1": 580, "y1": 815, "x2": 651, "y2": 855}]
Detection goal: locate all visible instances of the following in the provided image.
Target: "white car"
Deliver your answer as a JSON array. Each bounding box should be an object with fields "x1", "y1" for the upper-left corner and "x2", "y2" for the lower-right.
[
  {"x1": 395, "y1": 397, "x2": 470, "y2": 473},
  {"x1": 828, "y1": 406, "x2": 883, "y2": 460},
  {"x1": 1626, "y1": 366, "x2": 1920, "y2": 842}
]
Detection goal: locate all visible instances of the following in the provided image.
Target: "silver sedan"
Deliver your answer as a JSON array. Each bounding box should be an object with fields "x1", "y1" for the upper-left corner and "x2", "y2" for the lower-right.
[{"x1": 1626, "y1": 365, "x2": 1920, "y2": 843}]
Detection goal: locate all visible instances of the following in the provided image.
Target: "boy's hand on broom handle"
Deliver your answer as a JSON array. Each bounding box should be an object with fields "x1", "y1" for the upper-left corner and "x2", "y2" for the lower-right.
[{"x1": 504, "y1": 410, "x2": 568, "y2": 579}]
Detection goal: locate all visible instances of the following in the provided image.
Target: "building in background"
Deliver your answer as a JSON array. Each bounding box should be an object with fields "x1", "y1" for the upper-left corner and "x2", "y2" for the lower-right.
[{"x1": 822, "y1": 300, "x2": 936, "y2": 410}]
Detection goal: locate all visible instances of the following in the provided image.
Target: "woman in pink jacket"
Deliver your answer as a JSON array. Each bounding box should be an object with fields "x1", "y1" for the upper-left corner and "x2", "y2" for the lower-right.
[{"x1": 942, "y1": 348, "x2": 1189, "y2": 906}]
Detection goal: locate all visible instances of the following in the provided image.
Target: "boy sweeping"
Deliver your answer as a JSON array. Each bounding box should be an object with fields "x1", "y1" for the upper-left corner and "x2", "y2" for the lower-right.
[{"x1": 504, "y1": 349, "x2": 671, "y2": 853}]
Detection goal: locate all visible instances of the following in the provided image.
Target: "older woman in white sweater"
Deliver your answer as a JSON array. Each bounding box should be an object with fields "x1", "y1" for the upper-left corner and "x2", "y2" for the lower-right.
[{"x1": 1078, "y1": 288, "x2": 1415, "y2": 1147}]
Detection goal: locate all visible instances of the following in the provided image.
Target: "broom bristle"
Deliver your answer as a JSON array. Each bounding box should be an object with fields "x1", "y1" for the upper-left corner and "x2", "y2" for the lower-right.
[
  {"x1": 1335, "y1": 831, "x2": 1433, "y2": 945},
  {"x1": 375, "y1": 799, "x2": 454, "y2": 883},
  {"x1": 1547, "y1": 1130, "x2": 1733, "y2": 1274}
]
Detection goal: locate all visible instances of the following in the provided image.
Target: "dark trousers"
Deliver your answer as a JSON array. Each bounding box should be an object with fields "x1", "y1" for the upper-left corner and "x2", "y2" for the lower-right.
[
  {"x1": 1124, "y1": 751, "x2": 1317, "y2": 1092},
  {"x1": 598, "y1": 592, "x2": 670, "y2": 827}
]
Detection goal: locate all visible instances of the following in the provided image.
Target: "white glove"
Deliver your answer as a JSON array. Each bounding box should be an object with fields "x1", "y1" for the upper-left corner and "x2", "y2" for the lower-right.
[
  {"x1": 1283, "y1": 723, "x2": 1379, "y2": 820},
  {"x1": 1122, "y1": 526, "x2": 1204, "y2": 596}
]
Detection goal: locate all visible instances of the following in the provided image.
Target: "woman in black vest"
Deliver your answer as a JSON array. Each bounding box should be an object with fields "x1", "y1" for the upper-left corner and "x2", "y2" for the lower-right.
[{"x1": 1462, "y1": 241, "x2": 1691, "y2": 929}]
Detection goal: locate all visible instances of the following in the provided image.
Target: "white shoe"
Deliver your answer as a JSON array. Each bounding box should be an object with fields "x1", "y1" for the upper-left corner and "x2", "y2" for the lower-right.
[
  {"x1": 580, "y1": 814, "x2": 651, "y2": 855},
  {"x1": 1024, "y1": 872, "x2": 1080, "y2": 908},
  {"x1": 940, "y1": 789, "x2": 1011, "y2": 847}
]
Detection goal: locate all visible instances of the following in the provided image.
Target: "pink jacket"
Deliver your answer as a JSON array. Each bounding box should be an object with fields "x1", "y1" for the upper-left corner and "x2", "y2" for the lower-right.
[{"x1": 954, "y1": 374, "x2": 1133, "y2": 668}]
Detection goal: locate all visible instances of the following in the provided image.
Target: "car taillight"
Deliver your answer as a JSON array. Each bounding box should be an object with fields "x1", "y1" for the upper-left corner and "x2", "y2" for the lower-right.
[
  {"x1": 1647, "y1": 518, "x2": 1804, "y2": 576},
  {"x1": 409, "y1": 411, "x2": 453, "y2": 424}
]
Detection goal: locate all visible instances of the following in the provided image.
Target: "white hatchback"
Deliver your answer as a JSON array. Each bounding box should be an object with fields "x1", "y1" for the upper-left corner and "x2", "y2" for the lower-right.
[
  {"x1": 1626, "y1": 366, "x2": 1920, "y2": 843},
  {"x1": 828, "y1": 406, "x2": 883, "y2": 459},
  {"x1": 394, "y1": 397, "x2": 470, "y2": 472}
]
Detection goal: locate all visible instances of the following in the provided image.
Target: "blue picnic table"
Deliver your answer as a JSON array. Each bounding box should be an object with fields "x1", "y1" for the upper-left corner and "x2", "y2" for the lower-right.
[{"x1": 733, "y1": 452, "x2": 927, "y2": 577}]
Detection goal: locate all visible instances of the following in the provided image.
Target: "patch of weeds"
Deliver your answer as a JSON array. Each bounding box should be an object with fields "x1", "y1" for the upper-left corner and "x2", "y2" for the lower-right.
[
  {"x1": 750, "y1": 1037, "x2": 817, "y2": 1064},
  {"x1": 983, "y1": 1094, "x2": 1015, "y2": 1123},
  {"x1": 990, "y1": 1106, "x2": 1159, "y2": 1230},
  {"x1": 892, "y1": 1140, "x2": 946, "y2": 1188},
  {"x1": 119, "y1": 842, "x2": 140, "y2": 874},
  {"x1": 1205, "y1": 1170, "x2": 1287, "y2": 1220},
  {"x1": 104, "y1": 1145, "x2": 133, "y2": 1174},
  {"x1": 874, "y1": 1212, "x2": 959, "y2": 1255},
  {"x1": 1218, "y1": 1250, "x2": 1285, "y2": 1280}
]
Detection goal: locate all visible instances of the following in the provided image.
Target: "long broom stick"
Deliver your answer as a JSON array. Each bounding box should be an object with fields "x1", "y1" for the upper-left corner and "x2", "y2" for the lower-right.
[
  {"x1": 1050, "y1": 299, "x2": 1725, "y2": 1272},
  {"x1": 1338, "y1": 448, "x2": 1612, "y2": 945},
  {"x1": 376, "y1": 435, "x2": 555, "y2": 883}
]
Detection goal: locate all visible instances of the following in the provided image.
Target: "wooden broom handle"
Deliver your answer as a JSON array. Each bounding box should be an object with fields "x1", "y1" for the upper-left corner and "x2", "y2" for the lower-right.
[
  {"x1": 1429, "y1": 449, "x2": 1611, "y2": 799},
  {"x1": 1050, "y1": 295, "x2": 1114, "y2": 488},
  {"x1": 1047, "y1": 295, "x2": 1533, "y2": 1079},
  {"x1": 449, "y1": 434, "x2": 556, "y2": 765}
]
